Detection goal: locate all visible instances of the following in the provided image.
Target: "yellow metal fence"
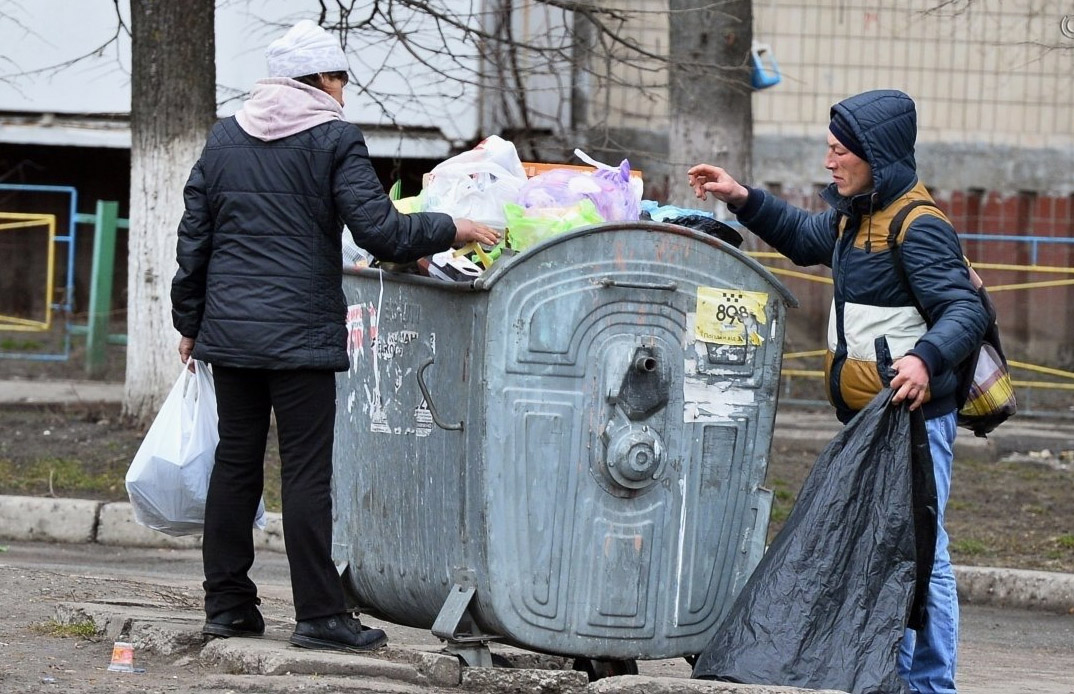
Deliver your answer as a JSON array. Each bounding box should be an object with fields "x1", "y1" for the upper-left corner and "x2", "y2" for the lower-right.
[{"x1": 0, "y1": 212, "x2": 57, "y2": 331}]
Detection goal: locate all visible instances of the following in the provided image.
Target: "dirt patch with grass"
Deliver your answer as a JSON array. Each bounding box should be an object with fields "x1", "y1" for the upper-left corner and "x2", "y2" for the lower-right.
[
  {"x1": 2, "y1": 400, "x2": 1073, "y2": 574},
  {"x1": 765, "y1": 437, "x2": 1074, "y2": 574}
]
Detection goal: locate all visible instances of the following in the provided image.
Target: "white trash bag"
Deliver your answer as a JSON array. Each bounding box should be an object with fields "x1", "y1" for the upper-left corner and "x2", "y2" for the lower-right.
[
  {"x1": 421, "y1": 135, "x2": 528, "y2": 229},
  {"x1": 125, "y1": 361, "x2": 266, "y2": 536}
]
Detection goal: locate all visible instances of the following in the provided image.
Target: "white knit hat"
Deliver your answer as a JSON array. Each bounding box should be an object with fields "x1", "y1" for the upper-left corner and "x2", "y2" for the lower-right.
[{"x1": 265, "y1": 20, "x2": 347, "y2": 78}]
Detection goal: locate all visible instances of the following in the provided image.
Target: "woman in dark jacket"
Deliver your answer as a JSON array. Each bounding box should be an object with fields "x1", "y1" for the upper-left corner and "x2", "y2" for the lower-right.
[{"x1": 170, "y1": 19, "x2": 497, "y2": 653}]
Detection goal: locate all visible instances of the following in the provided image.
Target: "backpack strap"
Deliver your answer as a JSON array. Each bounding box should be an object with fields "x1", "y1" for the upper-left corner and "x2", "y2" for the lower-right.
[
  {"x1": 886, "y1": 200, "x2": 940, "y2": 247},
  {"x1": 887, "y1": 200, "x2": 940, "y2": 325}
]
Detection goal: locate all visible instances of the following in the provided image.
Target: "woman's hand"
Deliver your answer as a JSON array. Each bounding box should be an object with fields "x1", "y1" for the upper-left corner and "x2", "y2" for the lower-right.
[
  {"x1": 178, "y1": 336, "x2": 196, "y2": 372},
  {"x1": 453, "y1": 219, "x2": 501, "y2": 247}
]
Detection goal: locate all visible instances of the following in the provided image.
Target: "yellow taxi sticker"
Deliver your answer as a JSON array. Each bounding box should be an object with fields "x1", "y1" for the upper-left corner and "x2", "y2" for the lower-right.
[{"x1": 695, "y1": 287, "x2": 768, "y2": 346}]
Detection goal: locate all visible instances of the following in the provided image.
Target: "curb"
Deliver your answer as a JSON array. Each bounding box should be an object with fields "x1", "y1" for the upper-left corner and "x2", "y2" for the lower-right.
[
  {"x1": 772, "y1": 410, "x2": 1074, "y2": 462},
  {"x1": 2, "y1": 494, "x2": 1072, "y2": 616},
  {"x1": 0, "y1": 496, "x2": 100, "y2": 543},
  {"x1": 0, "y1": 495, "x2": 286, "y2": 553},
  {"x1": 956, "y1": 564, "x2": 1074, "y2": 613}
]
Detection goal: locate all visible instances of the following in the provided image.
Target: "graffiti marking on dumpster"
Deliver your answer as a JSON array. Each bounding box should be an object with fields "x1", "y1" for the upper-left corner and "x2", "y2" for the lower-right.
[
  {"x1": 682, "y1": 375, "x2": 758, "y2": 422},
  {"x1": 367, "y1": 386, "x2": 391, "y2": 434},
  {"x1": 414, "y1": 397, "x2": 433, "y2": 437},
  {"x1": 695, "y1": 287, "x2": 768, "y2": 346},
  {"x1": 376, "y1": 329, "x2": 419, "y2": 360},
  {"x1": 682, "y1": 311, "x2": 759, "y2": 423},
  {"x1": 346, "y1": 304, "x2": 366, "y2": 358}
]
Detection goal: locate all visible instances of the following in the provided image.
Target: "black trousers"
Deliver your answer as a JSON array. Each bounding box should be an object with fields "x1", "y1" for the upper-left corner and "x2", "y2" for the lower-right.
[{"x1": 204, "y1": 366, "x2": 345, "y2": 621}]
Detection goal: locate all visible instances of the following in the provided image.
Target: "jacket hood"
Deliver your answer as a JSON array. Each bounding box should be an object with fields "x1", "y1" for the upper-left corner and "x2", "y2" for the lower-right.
[
  {"x1": 234, "y1": 78, "x2": 343, "y2": 141},
  {"x1": 823, "y1": 89, "x2": 918, "y2": 211}
]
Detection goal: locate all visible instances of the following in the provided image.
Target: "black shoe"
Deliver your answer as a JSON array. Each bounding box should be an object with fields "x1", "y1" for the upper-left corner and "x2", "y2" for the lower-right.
[
  {"x1": 202, "y1": 603, "x2": 265, "y2": 638},
  {"x1": 290, "y1": 614, "x2": 387, "y2": 652}
]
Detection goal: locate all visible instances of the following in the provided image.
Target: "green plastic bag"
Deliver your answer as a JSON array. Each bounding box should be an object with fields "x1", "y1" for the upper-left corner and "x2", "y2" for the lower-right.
[{"x1": 505, "y1": 199, "x2": 604, "y2": 252}]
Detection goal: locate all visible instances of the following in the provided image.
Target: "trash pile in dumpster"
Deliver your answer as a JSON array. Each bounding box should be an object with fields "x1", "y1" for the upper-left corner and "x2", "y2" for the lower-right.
[{"x1": 343, "y1": 134, "x2": 742, "y2": 280}]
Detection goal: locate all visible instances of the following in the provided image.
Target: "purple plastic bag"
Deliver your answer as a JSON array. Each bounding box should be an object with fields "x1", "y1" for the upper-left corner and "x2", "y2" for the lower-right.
[{"x1": 516, "y1": 152, "x2": 640, "y2": 222}]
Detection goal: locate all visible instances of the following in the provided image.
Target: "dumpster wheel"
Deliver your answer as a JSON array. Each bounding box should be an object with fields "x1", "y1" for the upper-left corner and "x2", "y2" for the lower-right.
[{"x1": 572, "y1": 657, "x2": 639, "y2": 681}]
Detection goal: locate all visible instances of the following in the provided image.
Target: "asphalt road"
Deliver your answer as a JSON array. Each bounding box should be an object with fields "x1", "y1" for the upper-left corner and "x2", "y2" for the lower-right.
[{"x1": 1, "y1": 541, "x2": 1072, "y2": 693}]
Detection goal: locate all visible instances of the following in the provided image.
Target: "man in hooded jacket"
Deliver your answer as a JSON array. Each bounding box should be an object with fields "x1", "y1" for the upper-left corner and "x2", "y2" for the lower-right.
[
  {"x1": 688, "y1": 89, "x2": 988, "y2": 693},
  {"x1": 171, "y1": 20, "x2": 498, "y2": 653}
]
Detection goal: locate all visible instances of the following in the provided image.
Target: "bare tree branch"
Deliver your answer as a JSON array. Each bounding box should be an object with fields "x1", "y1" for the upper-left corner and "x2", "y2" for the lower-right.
[
  {"x1": 0, "y1": 0, "x2": 129, "y2": 81},
  {"x1": 305, "y1": 0, "x2": 699, "y2": 157}
]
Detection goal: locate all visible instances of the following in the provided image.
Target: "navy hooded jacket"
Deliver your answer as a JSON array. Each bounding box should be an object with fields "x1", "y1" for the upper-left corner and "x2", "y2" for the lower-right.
[{"x1": 732, "y1": 89, "x2": 988, "y2": 422}]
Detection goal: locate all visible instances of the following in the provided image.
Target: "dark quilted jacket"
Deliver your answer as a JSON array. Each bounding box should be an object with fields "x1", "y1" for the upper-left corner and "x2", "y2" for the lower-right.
[{"x1": 171, "y1": 117, "x2": 456, "y2": 371}]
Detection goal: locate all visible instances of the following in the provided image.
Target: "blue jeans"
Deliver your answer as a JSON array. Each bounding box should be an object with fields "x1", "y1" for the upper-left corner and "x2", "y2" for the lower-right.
[{"x1": 898, "y1": 410, "x2": 959, "y2": 693}]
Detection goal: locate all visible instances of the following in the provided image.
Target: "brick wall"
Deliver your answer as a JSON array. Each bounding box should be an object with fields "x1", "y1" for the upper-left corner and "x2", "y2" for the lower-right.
[{"x1": 938, "y1": 191, "x2": 1074, "y2": 366}]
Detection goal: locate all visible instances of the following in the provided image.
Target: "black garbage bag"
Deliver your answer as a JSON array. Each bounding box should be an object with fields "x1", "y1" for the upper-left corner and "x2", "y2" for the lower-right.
[
  {"x1": 665, "y1": 214, "x2": 744, "y2": 248},
  {"x1": 692, "y1": 389, "x2": 937, "y2": 694}
]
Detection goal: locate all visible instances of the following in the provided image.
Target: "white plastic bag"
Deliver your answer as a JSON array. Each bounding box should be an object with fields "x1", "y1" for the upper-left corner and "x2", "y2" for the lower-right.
[
  {"x1": 421, "y1": 135, "x2": 528, "y2": 229},
  {"x1": 125, "y1": 361, "x2": 267, "y2": 537}
]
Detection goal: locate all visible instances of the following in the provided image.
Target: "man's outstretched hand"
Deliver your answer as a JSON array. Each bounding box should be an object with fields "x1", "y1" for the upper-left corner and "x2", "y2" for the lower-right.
[{"x1": 687, "y1": 164, "x2": 749, "y2": 207}]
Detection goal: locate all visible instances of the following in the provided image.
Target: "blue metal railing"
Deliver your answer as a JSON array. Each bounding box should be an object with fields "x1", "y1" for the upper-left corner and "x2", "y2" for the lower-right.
[{"x1": 959, "y1": 233, "x2": 1074, "y2": 266}]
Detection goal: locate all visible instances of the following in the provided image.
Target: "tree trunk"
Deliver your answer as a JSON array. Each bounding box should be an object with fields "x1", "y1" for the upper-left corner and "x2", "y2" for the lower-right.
[
  {"x1": 125, "y1": 0, "x2": 216, "y2": 423},
  {"x1": 666, "y1": 0, "x2": 753, "y2": 211}
]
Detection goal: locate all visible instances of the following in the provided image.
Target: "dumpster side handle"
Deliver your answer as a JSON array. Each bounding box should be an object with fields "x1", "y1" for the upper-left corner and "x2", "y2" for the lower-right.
[
  {"x1": 417, "y1": 358, "x2": 464, "y2": 431},
  {"x1": 597, "y1": 277, "x2": 678, "y2": 291}
]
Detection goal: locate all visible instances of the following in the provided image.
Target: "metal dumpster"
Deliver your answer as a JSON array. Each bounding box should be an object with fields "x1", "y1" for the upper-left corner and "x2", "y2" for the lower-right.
[{"x1": 331, "y1": 221, "x2": 797, "y2": 663}]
